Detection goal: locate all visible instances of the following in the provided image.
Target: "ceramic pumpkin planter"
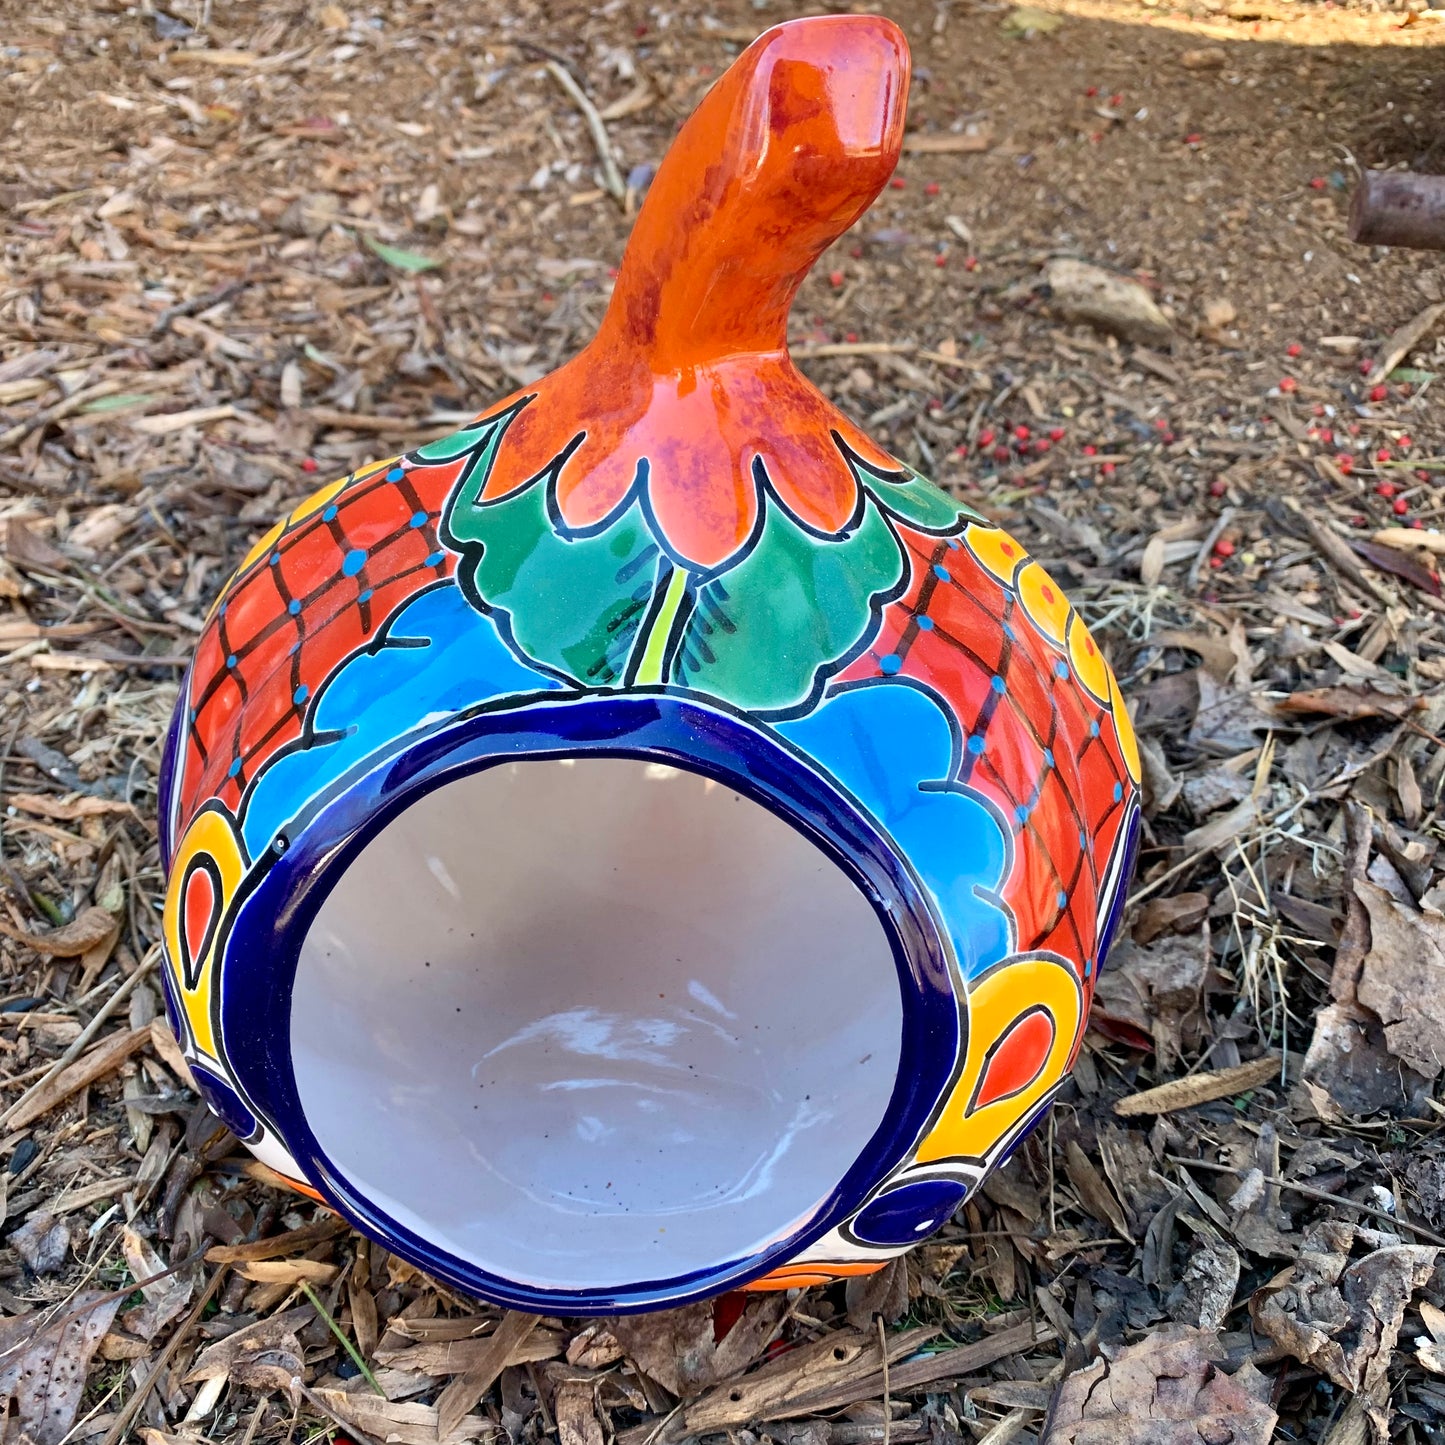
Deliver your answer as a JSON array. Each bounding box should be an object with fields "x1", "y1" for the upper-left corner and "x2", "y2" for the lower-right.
[{"x1": 159, "y1": 14, "x2": 1141, "y2": 1313}]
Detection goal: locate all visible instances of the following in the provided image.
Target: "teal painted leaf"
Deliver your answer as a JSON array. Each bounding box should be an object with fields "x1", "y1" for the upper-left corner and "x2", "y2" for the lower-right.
[
  {"x1": 863, "y1": 465, "x2": 979, "y2": 533},
  {"x1": 446, "y1": 477, "x2": 657, "y2": 688},
  {"x1": 416, "y1": 419, "x2": 502, "y2": 465},
  {"x1": 672, "y1": 496, "x2": 904, "y2": 713}
]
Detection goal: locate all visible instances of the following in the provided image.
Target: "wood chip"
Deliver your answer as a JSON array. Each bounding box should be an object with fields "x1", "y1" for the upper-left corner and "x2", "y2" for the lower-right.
[{"x1": 1114, "y1": 1055, "x2": 1282, "y2": 1116}]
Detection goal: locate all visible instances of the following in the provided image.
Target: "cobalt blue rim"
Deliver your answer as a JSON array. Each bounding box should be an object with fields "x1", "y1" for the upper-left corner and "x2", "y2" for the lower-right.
[{"x1": 216, "y1": 693, "x2": 962, "y2": 1313}]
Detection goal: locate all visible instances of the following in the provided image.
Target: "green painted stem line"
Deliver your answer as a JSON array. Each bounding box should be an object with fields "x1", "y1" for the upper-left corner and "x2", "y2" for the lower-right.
[{"x1": 633, "y1": 564, "x2": 691, "y2": 685}]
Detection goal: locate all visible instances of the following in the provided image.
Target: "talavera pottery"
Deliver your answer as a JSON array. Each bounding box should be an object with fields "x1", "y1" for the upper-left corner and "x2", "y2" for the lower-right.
[{"x1": 159, "y1": 14, "x2": 1142, "y2": 1313}]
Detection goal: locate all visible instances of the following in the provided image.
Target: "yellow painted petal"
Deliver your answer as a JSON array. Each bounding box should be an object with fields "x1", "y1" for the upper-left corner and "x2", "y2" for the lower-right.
[
  {"x1": 1014, "y1": 561, "x2": 1072, "y2": 649},
  {"x1": 963, "y1": 521, "x2": 1028, "y2": 589},
  {"x1": 1066, "y1": 612, "x2": 1112, "y2": 705},
  {"x1": 1108, "y1": 667, "x2": 1142, "y2": 783}
]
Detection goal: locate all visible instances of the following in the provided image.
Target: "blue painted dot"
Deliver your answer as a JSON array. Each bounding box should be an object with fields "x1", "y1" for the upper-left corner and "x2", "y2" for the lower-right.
[
  {"x1": 409, "y1": 511, "x2": 427, "y2": 529},
  {"x1": 933, "y1": 564, "x2": 950, "y2": 582},
  {"x1": 387, "y1": 467, "x2": 405, "y2": 482},
  {"x1": 358, "y1": 588, "x2": 374, "y2": 604},
  {"x1": 227, "y1": 758, "x2": 242, "y2": 778},
  {"x1": 342, "y1": 549, "x2": 366, "y2": 577},
  {"x1": 967, "y1": 735, "x2": 986, "y2": 756},
  {"x1": 947, "y1": 537, "x2": 961, "y2": 550},
  {"x1": 322, "y1": 504, "x2": 338, "y2": 522},
  {"x1": 269, "y1": 553, "x2": 280, "y2": 567},
  {"x1": 287, "y1": 599, "x2": 301, "y2": 616},
  {"x1": 187, "y1": 708, "x2": 197, "y2": 725},
  {"x1": 218, "y1": 601, "x2": 227, "y2": 618},
  {"x1": 293, "y1": 685, "x2": 309, "y2": 705},
  {"x1": 879, "y1": 653, "x2": 903, "y2": 675},
  {"x1": 1015, "y1": 804, "x2": 1029, "y2": 824},
  {"x1": 1079, "y1": 830, "x2": 1088, "y2": 849},
  {"x1": 917, "y1": 616, "x2": 934, "y2": 631},
  {"x1": 1043, "y1": 749, "x2": 1055, "y2": 769},
  {"x1": 1090, "y1": 720, "x2": 1101, "y2": 737},
  {"x1": 1055, "y1": 661, "x2": 1071, "y2": 680},
  {"x1": 288, "y1": 642, "x2": 300, "y2": 657},
  {"x1": 425, "y1": 551, "x2": 445, "y2": 567},
  {"x1": 1057, "y1": 890, "x2": 1069, "y2": 909},
  {"x1": 991, "y1": 674, "x2": 1005, "y2": 693},
  {"x1": 1113, "y1": 782, "x2": 1124, "y2": 802},
  {"x1": 1003, "y1": 622, "x2": 1016, "y2": 642},
  {"x1": 226, "y1": 654, "x2": 237, "y2": 669},
  {"x1": 850, "y1": 1178, "x2": 970, "y2": 1249},
  {"x1": 1083, "y1": 957, "x2": 1093, "y2": 979}
]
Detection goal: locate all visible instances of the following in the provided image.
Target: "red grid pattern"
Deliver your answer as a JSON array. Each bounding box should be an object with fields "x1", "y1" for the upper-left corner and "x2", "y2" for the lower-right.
[
  {"x1": 177, "y1": 454, "x2": 468, "y2": 829},
  {"x1": 837, "y1": 527, "x2": 1132, "y2": 980}
]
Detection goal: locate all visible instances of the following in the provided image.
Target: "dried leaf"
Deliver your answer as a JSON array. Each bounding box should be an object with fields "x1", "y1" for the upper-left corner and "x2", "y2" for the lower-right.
[
  {"x1": 10, "y1": 1212, "x2": 72, "y2": 1275},
  {"x1": 1043, "y1": 258, "x2": 1173, "y2": 347},
  {"x1": 315, "y1": 1387, "x2": 492, "y2": 1445},
  {"x1": 1043, "y1": 1325, "x2": 1275, "y2": 1445},
  {"x1": 0, "y1": 1291, "x2": 124, "y2": 1445},
  {"x1": 611, "y1": 1293, "x2": 787, "y2": 1400},
  {"x1": 119, "y1": 1226, "x2": 193, "y2": 1341},
  {"x1": 0, "y1": 906, "x2": 120, "y2": 958},
  {"x1": 1354, "y1": 880, "x2": 1445, "y2": 1079},
  {"x1": 1252, "y1": 1220, "x2": 1436, "y2": 1441},
  {"x1": 1064, "y1": 1140, "x2": 1133, "y2": 1240}
]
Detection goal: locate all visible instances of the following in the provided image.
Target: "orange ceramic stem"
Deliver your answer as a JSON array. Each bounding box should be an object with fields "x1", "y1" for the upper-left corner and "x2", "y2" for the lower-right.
[{"x1": 597, "y1": 16, "x2": 910, "y2": 370}]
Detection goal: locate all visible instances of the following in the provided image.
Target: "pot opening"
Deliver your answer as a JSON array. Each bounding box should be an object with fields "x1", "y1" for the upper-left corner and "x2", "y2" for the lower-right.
[{"x1": 289, "y1": 755, "x2": 904, "y2": 1293}]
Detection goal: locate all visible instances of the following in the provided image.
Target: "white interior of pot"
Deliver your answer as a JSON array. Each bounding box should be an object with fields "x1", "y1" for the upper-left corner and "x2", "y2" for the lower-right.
[{"x1": 290, "y1": 756, "x2": 904, "y2": 1292}]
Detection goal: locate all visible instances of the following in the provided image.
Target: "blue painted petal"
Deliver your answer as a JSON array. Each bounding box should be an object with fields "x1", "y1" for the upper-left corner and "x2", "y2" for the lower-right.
[
  {"x1": 241, "y1": 585, "x2": 560, "y2": 856},
  {"x1": 777, "y1": 684, "x2": 1011, "y2": 979}
]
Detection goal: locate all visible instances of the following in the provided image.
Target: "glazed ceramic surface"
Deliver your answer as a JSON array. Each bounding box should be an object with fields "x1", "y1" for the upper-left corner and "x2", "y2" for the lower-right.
[{"x1": 159, "y1": 13, "x2": 1142, "y2": 1312}]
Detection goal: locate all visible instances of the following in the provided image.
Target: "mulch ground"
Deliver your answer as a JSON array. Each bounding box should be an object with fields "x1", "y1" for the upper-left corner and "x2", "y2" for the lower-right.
[{"x1": 4, "y1": 0, "x2": 1445, "y2": 1443}]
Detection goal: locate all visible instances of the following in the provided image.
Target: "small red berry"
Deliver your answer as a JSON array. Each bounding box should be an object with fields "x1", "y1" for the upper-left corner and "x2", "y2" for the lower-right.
[
  {"x1": 849, "y1": 245, "x2": 863, "y2": 259},
  {"x1": 1208, "y1": 478, "x2": 1227, "y2": 498},
  {"x1": 1398, "y1": 434, "x2": 1413, "y2": 450},
  {"x1": 1108, "y1": 92, "x2": 1123, "y2": 106},
  {"x1": 1213, "y1": 537, "x2": 1236, "y2": 558},
  {"x1": 829, "y1": 270, "x2": 845, "y2": 288},
  {"x1": 1085, "y1": 85, "x2": 1098, "y2": 97},
  {"x1": 1035, "y1": 438, "x2": 1051, "y2": 454},
  {"x1": 978, "y1": 428, "x2": 996, "y2": 448},
  {"x1": 1208, "y1": 555, "x2": 1224, "y2": 569},
  {"x1": 845, "y1": 331, "x2": 858, "y2": 343},
  {"x1": 1082, "y1": 443, "x2": 1097, "y2": 456},
  {"x1": 924, "y1": 181, "x2": 940, "y2": 196},
  {"x1": 1286, "y1": 342, "x2": 1303, "y2": 358},
  {"x1": 890, "y1": 177, "x2": 906, "y2": 190},
  {"x1": 1375, "y1": 481, "x2": 1396, "y2": 498},
  {"x1": 934, "y1": 253, "x2": 948, "y2": 268},
  {"x1": 540, "y1": 291, "x2": 554, "y2": 304},
  {"x1": 1101, "y1": 461, "x2": 1116, "y2": 476},
  {"x1": 1163, "y1": 431, "x2": 1176, "y2": 444},
  {"x1": 1376, "y1": 447, "x2": 1392, "y2": 463},
  {"x1": 301, "y1": 457, "x2": 318, "y2": 473},
  {"x1": 1393, "y1": 497, "x2": 1409, "y2": 516},
  {"x1": 963, "y1": 255, "x2": 979, "y2": 271},
  {"x1": 1412, "y1": 518, "x2": 1425, "y2": 529},
  {"x1": 1309, "y1": 176, "x2": 1327, "y2": 190},
  {"x1": 1184, "y1": 132, "x2": 1202, "y2": 145},
  {"x1": 1336, "y1": 453, "x2": 1354, "y2": 474},
  {"x1": 954, "y1": 443, "x2": 968, "y2": 456},
  {"x1": 1153, "y1": 418, "x2": 1169, "y2": 431},
  {"x1": 1311, "y1": 404, "x2": 1325, "y2": 416},
  {"x1": 1417, "y1": 469, "x2": 1431, "y2": 482},
  {"x1": 1368, "y1": 384, "x2": 1388, "y2": 402},
  {"x1": 1279, "y1": 376, "x2": 1297, "y2": 393},
  {"x1": 1049, "y1": 427, "x2": 1066, "y2": 442},
  {"x1": 993, "y1": 445, "x2": 1011, "y2": 462},
  {"x1": 1358, "y1": 359, "x2": 1373, "y2": 376},
  {"x1": 1319, "y1": 429, "x2": 1333, "y2": 445},
  {"x1": 1014, "y1": 425, "x2": 1031, "y2": 441}
]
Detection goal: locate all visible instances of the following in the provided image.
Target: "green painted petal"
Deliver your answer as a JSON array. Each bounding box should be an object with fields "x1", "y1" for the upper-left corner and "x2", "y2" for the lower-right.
[
  {"x1": 447, "y1": 480, "x2": 656, "y2": 689},
  {"x1": 414, "y1": 419, "x2": 503, "y2": 465},
  {"x1": 673, "y1": 497, "x2": 903, "y2": 713},
  {"x1": 863, "y1": 466, "x2": 981, "y2": 533}
]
